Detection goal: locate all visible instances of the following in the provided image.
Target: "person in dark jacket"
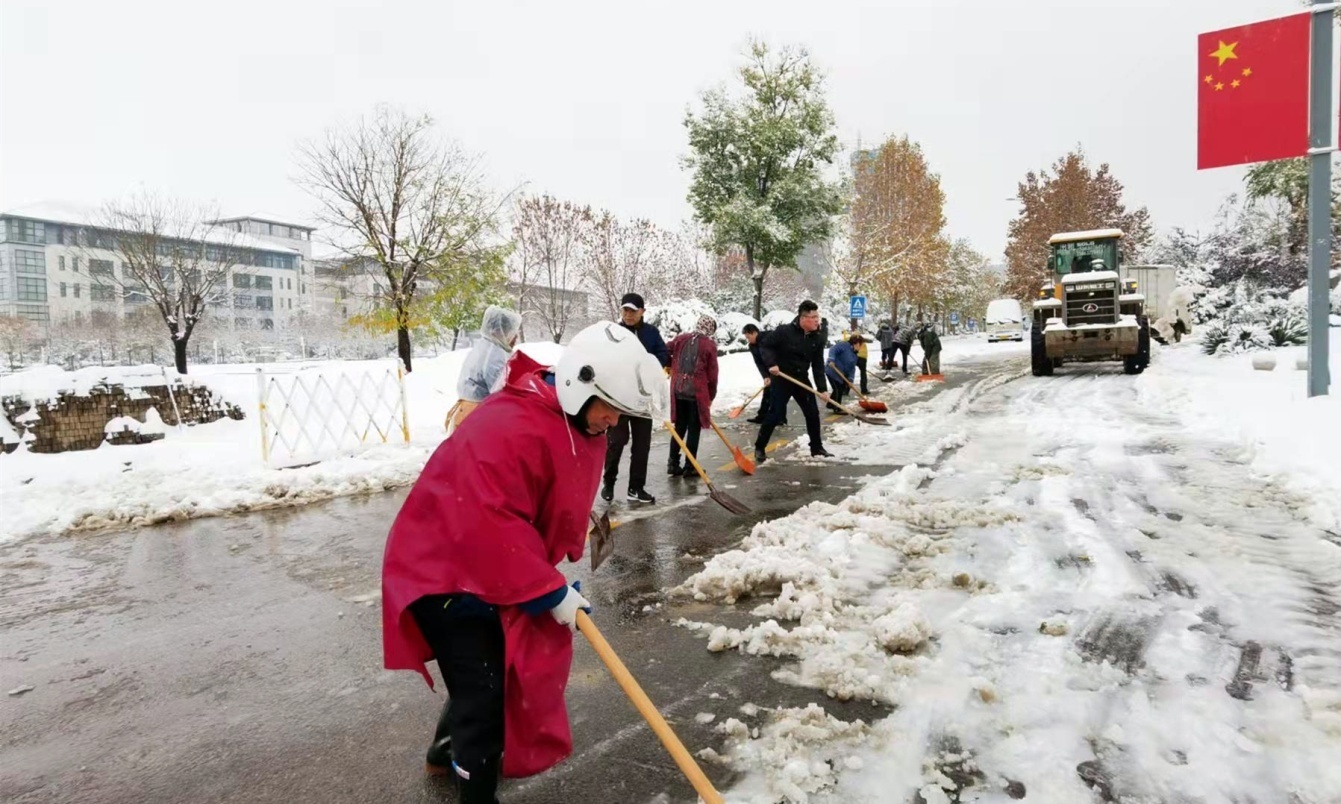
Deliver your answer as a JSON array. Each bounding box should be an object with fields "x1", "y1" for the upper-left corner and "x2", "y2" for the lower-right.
[
  {"x1": 918, "y1": 322, "x2": 943, "y2": 375},
  {"x1": 602, "y1": 292, "x2": 671, "y2": 504},
  {"x1": 891, "y1": 322, "x2": 915, "y2": 375},
  {"x1": 753, "y1": 300, "x2": 833, "y2": 463},
  {"x1": 742, "y1": 324, "x2": 787, "y2": 426},
  {"x1": 825, "y1": 333, "x2": 861, "y2": 412},
  {"x1": 876, "y1": 322, "x2": 896, "y2": 371},
  {"x1": 666, "y1": 315, "x2": 719, "y2": 477}
]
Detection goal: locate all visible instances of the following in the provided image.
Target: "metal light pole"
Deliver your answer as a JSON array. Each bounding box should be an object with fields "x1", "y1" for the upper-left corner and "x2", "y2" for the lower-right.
[{"x1": 1307, "y1": 0, "x2": 1334, "y2": 396}]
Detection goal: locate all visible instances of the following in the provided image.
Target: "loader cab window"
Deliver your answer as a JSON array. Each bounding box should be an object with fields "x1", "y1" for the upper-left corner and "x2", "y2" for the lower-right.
[{"x1": 1052, "y1": 239, "x2": 1119, "y2": 276}]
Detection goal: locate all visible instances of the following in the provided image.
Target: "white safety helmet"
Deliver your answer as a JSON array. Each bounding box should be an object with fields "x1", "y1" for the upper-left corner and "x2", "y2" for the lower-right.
[
  {"x1": 555, "y1": 322, "x2": 669, "y2": 420},
  {"x1": 1090, "y1": 258, "x2": 1107, "y2": 271}
]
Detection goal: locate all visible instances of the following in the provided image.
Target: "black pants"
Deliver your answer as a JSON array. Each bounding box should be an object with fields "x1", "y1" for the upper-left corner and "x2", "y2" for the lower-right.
[
  {"x1": 604, "y1": 414, "x2": 652, "y2": 491},
  {"x1": 410, "y1": 596, "x2": 505, "y2": 804},
  {"x1": 879, "y1": 348, "x2": 894, "y2": 371},
  {"x1": 755, "y1": 383, "x2": 788, "y2": 423},
  {"x1": 668, "y1": 398, "x2": 702, "y2": 469},
  {"x1": 755, "y1": 381, "x2": 824, "y2": 454},
  {"x1": 894, "y1": 344, "x2": 910, "y2": 372},
  {"x1": 856, "y1": 356, "x2": 869, "y2": 394},
  {"x1": 829, "y1": 382, "x2": 847, "y2": 410}
]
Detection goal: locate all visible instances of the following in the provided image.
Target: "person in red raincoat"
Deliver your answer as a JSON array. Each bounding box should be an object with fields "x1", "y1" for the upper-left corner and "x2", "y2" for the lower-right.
[
  {"x1": 666, "y1": 314, "x2": 719, "y2": 478},
  {"x1": 381, "y1": 321, "x2": 668, "y2": 804}
]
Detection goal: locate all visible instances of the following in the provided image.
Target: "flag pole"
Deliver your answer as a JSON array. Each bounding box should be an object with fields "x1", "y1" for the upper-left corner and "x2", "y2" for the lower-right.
[{"x1": 1307, "y1": 0, "x2": 1334, "y2": 397}]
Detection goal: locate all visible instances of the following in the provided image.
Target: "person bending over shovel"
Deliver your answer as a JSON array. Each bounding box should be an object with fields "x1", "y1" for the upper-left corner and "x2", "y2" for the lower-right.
[{"x1": 381, "y1": 321, "x2": 668, "y2": 804}]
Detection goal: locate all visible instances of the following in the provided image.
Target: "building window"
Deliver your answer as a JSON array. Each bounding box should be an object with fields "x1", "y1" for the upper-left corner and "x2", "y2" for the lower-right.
[
  {"x1": 59, "y1": 256, "x2": 66, "y2": 271},
  {"x1": 17, "y1": 276, "x2": 48, "y2": 301},
  {"x1": 72, "y1": 256, "x2": 80, "y2": 272},
  {"x1": 233, "y1": 273, "x2": 252, "y2": 289},
  {"x1": 256, "y1": 295, "x2": 273, "y2": 311},
  {"x1": 254, "y1": 275, "x2": 272, "y2": 291},
  {"x1": 16, "y1": 305, "x2": 49, "y2": 323},
  {"x1": 8, "y1": 219, "x2": 46, "y2": 244},
  {"x1": 90, "y1": 284, "x2": 117, "y2": 302},
  {"x1": 260, "y1": 318, "x2": 274, "y2": 330},
  {"x1": 234, "y1": 317, "x2": 251, "y2": 330},
  {"x1": 89, "y1": 259, "x2": 115, "y2": 276},
  {"x1": 73, "y1": 282, "x2": 81, "y2": 298},
  {"x1": 287, "y1": 298, "x2": 293, "y2": 310},
  {"x1": 233, "y1": 293, "x2": 252, "y2": 307},
  {"x1": 125, "y1": 285, "x2": 149, "y2": 303},
  {"x1": 15, "y1": 249, "x2": 46, "y2": 274},
  {"x1": 60, "y1": 282, "x2": 68, "y2": 298}
]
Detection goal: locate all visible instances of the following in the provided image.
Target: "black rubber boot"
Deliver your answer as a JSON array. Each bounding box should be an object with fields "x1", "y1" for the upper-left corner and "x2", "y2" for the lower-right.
[{"x1": 457, "y1": 756, "x2": 501, "y2": 804}]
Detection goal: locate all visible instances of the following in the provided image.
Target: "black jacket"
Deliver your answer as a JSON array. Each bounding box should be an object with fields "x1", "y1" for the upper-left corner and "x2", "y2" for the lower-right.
[
  {"x1": 748, "y1": 342, "x2": 769, "y2": 379},
  {"x1": 621, "y1": 320, "x2": 670, "y2": 367},
  {"x1": 759, "y1": 318, "x2": 828, "y2": 393}
]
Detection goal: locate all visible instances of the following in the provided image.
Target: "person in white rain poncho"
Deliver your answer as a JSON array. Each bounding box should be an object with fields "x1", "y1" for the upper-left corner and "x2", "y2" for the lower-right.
[{"x1": 445, "y1": 305, "x2": 523, "y2": 434}]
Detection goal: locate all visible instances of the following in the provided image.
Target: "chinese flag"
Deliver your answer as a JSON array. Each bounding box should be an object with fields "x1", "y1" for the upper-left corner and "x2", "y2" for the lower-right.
[{"x1": 1197, "y1": 13, "x2": 1311, "y2": 170}]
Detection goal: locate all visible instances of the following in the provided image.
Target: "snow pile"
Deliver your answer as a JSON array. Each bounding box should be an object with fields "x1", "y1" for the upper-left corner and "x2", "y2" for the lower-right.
[
  {"x1": 682, "y1": 341, "x2": 1341, "y2": 802},
  {"x1": 676, "y1": 459, "x2": 1020, "y2": 702},
  {"x1": 712, "y1": 704, "x2": 872, "y2": 804}
]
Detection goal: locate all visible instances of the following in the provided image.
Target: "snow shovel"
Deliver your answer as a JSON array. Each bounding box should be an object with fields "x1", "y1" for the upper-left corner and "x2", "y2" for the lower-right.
[
  {"x1": 663, "y1": 421, "x2": 751, "y2": 514},
  {"x1": 575, "y1": 610, "x2": 724, "y2": 804},
  {"x1": 827, "y1": 362, "x2": 889, "y2": 413},
  {"x1": 588, "y1": 511, "x2": 614, "y2": 570},
  {"x1": 728, "y1": 384, "x2": 766, "y2": 419},
  {"x1": 773, "y1": 371, "x2": 891, "y2": 426},
  {"x1": 708, "y1": 418, "x2": 755, "y2": 475}
]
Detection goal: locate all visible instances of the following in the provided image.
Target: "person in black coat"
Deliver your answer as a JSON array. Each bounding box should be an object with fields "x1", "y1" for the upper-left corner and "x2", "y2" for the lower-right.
[
  {"x1": 742, "y1": 324, "x2": 788, "y2": 426},
  {"x1": 601, "y1": 292, "x2": 670, "y2": 504},
  {"x1": 753, "y1": 300, "x2": 833, "y2": 463}
]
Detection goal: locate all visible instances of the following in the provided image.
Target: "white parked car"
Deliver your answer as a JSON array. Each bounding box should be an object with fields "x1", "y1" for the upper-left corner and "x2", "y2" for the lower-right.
[{"x1": 985, "y1": 298, "x2": 1025, "y2": 342}]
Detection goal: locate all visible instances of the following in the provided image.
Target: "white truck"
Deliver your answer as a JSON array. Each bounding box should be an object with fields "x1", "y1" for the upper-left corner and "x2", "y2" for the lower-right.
[{"x1": 985, "y1": 298, "x2": 1025, "y2": 342}]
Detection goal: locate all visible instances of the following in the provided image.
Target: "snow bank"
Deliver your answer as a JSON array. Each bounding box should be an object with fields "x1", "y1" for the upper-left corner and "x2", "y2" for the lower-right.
[{"x1": 1140, "y1": 329, "x2": 1341, "y2": 530}]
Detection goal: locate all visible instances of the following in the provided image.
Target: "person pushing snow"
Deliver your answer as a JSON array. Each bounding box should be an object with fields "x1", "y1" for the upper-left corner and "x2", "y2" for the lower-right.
[{"x1": 382, "y1": 321, "x2": 668, "y2": 804}]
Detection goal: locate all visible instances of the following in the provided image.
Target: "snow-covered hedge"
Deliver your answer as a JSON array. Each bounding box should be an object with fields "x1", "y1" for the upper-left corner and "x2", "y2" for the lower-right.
[{"x1": 646, "y1": 299, "x2": 803, "y2": 355}]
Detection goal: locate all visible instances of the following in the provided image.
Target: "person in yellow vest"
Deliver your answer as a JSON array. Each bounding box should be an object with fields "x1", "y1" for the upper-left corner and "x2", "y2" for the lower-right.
[{"x1": 841, "y1": 327, "x2": 870, "y2": 395}]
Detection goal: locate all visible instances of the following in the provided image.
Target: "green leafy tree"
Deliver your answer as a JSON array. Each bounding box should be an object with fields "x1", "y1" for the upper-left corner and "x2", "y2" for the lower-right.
[{"x1": 683, "y1": 40, "x2": 844, "y2": 320}]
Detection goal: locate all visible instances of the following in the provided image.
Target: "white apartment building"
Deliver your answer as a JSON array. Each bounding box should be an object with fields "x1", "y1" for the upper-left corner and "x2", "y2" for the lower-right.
[{"x1": 0, "y1": 204, "x2": 316, "y2": 331}]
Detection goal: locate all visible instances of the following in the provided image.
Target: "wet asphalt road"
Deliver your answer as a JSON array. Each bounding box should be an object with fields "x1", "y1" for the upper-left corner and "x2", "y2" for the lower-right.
[{"x1": 0, "y1": 366, "x2": 989, "y2": 804}]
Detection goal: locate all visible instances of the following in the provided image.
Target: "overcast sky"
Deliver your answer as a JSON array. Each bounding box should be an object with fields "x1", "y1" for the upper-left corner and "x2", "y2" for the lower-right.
[{"x1": 0, "y1": 0, "x2": 1316, "y2": 261}]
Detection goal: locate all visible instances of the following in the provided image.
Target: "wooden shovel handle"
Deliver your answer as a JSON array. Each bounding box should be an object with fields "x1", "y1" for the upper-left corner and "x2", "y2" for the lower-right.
[
  {"x1": 708, "y1": 419, "x2": 734, "y2": 449},
  {"x1": 664, "y1": 420, "x2": 714, "y2": 487},
  {"x1": 827, "y1": 361, "x2": 865, "y2": 399},
  {"x1": 576, "y1": 611, "x2": 725, "y2": 804},
  {"x1": 741, "y1": 384, "x2": 765, "y2": 407}
]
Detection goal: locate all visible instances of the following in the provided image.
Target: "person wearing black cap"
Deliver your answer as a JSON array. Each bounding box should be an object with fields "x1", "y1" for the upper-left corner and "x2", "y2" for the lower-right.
[{"x1": 601, "y1": 292, "x2": 670, "y2": 504}]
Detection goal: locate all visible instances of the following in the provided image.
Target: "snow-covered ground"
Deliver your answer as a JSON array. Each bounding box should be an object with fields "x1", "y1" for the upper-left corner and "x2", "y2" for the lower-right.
[
  {"x1": 676, "y1": 334, "x2": 1341, "y2": 803},
  {"x1": 0, "y1": 342, "x2": 768, "y2": 544}
]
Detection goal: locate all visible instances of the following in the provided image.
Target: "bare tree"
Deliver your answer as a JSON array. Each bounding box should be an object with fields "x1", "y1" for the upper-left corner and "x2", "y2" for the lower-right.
[
  {"x1": 69, "y1": 193, "x2": 239, "y2": 374},
  {"x1": 513, "y1": 194, "x2": 592, "y2": 343},
  {"x1": 581, "y1": 212, "x2": 671, "y2": 318},
  {"x1": 0, "y1": 315, "x2": 33, "y2": 370},
  {"x1": 297, "y1": 105, "x2": 509, "y2": 372}
]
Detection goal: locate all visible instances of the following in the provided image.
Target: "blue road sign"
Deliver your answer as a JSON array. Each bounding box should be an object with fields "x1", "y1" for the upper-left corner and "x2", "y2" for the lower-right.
[
  {"x1": 950, "y1": 311, "x2": 960, "y2": 325},
  {"x1": 849, "y1": 295, "x2": 867, "y2": 319}
]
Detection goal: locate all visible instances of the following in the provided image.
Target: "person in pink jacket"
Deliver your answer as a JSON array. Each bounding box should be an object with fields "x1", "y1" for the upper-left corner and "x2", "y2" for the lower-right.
[
  {"x1": 381, "y1": 321, "x2": 667, "y2": 803},
  {"x1": 666, "y1": 314, "x2": 719, "y2": 477}
]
